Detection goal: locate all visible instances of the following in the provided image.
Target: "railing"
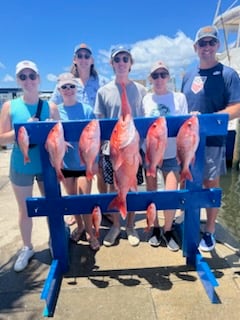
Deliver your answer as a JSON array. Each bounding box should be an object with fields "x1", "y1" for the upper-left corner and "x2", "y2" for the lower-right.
[{"x1": 15, "y1": 113, "x2": 228, "y2": 317}]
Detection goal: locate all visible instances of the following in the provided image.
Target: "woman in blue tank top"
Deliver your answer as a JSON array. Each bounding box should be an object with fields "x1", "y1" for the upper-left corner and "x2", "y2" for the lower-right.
[{"x1": 0, "y1": 60, "x2": 59, "y2": 272}]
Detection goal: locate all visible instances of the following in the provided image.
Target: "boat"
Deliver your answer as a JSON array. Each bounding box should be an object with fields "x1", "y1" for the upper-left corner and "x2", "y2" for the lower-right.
[{"x1": 213, "y1": 1, "x2": 240, "y2": 167}]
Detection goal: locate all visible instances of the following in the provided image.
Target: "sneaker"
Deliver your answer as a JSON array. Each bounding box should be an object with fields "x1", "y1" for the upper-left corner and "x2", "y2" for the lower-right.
[
  {"x1": 148, "y1": 227, "x2": 161, "y2": 247},
  {"x1": 14, "y1": 246, "x2": 34, "y2": 272},
  {"x1": 162, "y1": 230, "x2": 179, "y2": 252},
  {"x1": 199, "y1": 232, "x2": 216, "y2": 252},
  {"x1": 126, "y1": 227, "x2": 140, "y2": 246},
  {"x1": 103, "y1": 226, "x2": 121, "y2": 247}
]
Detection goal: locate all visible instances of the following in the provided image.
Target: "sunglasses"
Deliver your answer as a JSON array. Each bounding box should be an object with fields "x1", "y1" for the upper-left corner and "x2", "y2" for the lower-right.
[
  {"x1": 197, "y1": 39, "x2": 218, "y2": 48},
  {"x1": 151, "y1": 72, "x2": 169, "y2": 80},
  {"x1": 76, "y1": 53, "x2": 91, "y2": 59},
  {"x1": 18, "y1": 73, "x2": 37, "y2": 81},
  {"x1": 113, "y1": 56, "x2": 129, "y2": 63},
  {"x1": 61, "y1": 84, "x2": 76, "y2": 90}
]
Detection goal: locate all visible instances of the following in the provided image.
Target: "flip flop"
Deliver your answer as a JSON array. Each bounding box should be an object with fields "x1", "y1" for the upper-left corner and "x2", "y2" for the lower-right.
[
  {"x1": 89, "y1": 237, "x2": 100, "y2": 251},
  {"x1": 70, "y1": 227, "x2": 86, "y2": 243}
]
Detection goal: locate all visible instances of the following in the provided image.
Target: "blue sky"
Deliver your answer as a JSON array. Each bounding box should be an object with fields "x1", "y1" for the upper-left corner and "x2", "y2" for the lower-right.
[{"x1": 0, "y1": 0, "x2": 237, "y2": 91}]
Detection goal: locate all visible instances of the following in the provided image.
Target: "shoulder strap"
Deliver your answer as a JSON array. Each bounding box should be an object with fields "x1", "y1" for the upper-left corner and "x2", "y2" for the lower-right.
[{"x1": 35, "y1": 99, "x2": 43, "y2": 120}]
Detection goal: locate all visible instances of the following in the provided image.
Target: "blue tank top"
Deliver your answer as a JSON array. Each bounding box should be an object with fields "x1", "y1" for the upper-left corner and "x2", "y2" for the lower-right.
[{"x1": 10, "y1": 97, "x2": 50, "y2": 174}]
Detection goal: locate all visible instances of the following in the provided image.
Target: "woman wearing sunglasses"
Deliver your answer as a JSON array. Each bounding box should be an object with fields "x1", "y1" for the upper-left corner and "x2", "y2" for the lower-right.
[
  {"x1": 0, "y1": 60, "x2": 59, "y2": 272},
  {"x1": 56, "y1": 72, "x2": 100, "y2": 251},
  {"x1": 50, "y1": 43, "x2": 100, "y2": 108},
  {"x1": 50, "y1": 43, "x2": 101, "y2": 227},
  {"x1": 143, "y1": 60, "x2": 188, "y2": 251}
]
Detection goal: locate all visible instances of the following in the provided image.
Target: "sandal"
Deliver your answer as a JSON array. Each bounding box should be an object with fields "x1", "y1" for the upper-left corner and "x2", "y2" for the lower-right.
[
  {"x1": 66, "y1": 216, "x2": 76, "y2": 226},
  {"x1": 89, "y1": 237, "x2": 100, "y2": 251},
  {"x1": 70, "y1": 227, "x2": 86, "y2": 243}
]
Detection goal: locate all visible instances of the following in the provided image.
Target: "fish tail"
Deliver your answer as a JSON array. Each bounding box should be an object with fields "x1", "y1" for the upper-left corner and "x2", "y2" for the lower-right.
[
  {"x1": 24, "y1": 155, "x2": 30, "y2": 165},
  {"x1": 146, "y1": 166, "x2": 156, "y2": 178},
  {"x1": 108, "y1": 195, "x2": 127, "y2": 220},
  {"x1": 57, "y1": 170, "x2": 65, "y2": 182},
  {"x1": 180, "y1": 169, "x2": 193, "y2": 183}
]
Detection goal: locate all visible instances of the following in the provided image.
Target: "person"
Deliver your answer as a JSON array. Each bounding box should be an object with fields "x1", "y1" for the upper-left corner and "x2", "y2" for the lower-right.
[
  {"x1": 143, "y1": 60, "x2": 188, "y2": 251},
  {"x1": 94, "y1": 46, "x2": 147, "y2": 247},
  {"x1": 50, "y1": 43, "x2": 101, "y2": 107},
  {"x1": 50, "y1": 43, "x2": 102, "y2": 226},
  {"x1": 181, "y1": 25, "x2": 240, "y2": 252},
  {"x1": 57, "y1": 72, "x2": 100, "y2": 251},
  {"x1": 0, "y1": 60, "x2": 60, "y2": 272}
]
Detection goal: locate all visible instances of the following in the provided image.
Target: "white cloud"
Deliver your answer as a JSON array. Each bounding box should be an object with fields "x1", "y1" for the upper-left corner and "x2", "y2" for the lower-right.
[
  {"x1": 46, "y1": 73, "x2": 57, "y2": 82},
  {"x1": 97, "y1": 31, "x2": 197, "y2": 89},
  {"x1": 3, "y1": 74, "x2": 14, "y2": 82}
]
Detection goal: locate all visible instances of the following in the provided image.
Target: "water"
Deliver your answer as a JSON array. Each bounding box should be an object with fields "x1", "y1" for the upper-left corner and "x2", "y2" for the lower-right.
[{"x1": 219, "y1": 168, "x2": 240, "y2": 243}]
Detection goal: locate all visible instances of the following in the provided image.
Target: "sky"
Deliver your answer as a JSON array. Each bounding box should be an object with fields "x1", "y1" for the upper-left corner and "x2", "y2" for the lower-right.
[{"x1": 0, "y1": 0, "x2": 237, "y2": 91}]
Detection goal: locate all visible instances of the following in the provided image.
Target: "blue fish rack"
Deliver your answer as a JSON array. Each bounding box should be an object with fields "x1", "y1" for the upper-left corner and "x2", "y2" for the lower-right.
[{"x1": 15, "y1": 113, "x2": 228, "y2": 316}]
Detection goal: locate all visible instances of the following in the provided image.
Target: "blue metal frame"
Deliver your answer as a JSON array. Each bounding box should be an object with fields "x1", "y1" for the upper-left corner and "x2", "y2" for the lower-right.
[{"x1": 14, "y1": 114, "x2": 228, "y2": 316}]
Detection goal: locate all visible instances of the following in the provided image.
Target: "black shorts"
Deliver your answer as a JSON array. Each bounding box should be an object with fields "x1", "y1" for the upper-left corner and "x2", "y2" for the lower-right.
[
  {"x1": 61, "y1": 169, "x2": 86, "y2": 178},
  {"x1": 100, "y1": 155, "x2": 144, "y2": 185}
]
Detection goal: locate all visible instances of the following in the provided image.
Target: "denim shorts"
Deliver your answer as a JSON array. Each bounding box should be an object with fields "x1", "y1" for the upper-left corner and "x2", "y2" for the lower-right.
[
  {"x1": 204, "y1": 146, "x2": 226, "y2": 180},
  {"x1": 159, "y1": 158, "x2": 180, "y2": 173},
  {"x1": 9, "y1": 169, "x2": 43, "y2": 187}
]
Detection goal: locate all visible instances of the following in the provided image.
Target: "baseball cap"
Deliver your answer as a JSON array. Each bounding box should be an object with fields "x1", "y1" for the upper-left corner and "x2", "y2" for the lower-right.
[
  {"x1": 111, "y1": 46, "x2": 132, "y2": 59},
  {"x1": 74, "y1": 43, "x2": 92, "y2": 54},
  {"x1": 57, "y1": 72, "x2": 78, "y2": 88},
  {"x1": 194, "y1": 25, "x2": 219, "y2": 44},
  {"x1": 16, "y1": 60, "x2": 39, "y2": 75},
  {"x1": 150, "y1": 60, "x2": 169, "y2": 75}
]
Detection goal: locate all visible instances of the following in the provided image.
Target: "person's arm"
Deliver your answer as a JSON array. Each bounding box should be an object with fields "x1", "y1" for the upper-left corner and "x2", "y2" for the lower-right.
[
  {"x1": 0, "y1": 101, "x2": 15, "y2": 145},
  {"x1": 218, "y1": 102, "x2": 240, "y2": 120},
  {"x1": 49, "y1": 101, "x2": 60, "y2": 120}
]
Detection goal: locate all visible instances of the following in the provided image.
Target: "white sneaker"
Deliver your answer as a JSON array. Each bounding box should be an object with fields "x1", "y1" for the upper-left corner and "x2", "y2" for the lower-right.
[
  {"x1": 126, "y1": 227, "x2": 140, "y2": 246},
  {"x1": 14, "y1": 246, "x2": 34, "y2": 272}
]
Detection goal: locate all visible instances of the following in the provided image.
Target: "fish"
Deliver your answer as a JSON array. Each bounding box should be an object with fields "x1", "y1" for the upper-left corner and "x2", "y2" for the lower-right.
[
  {"x1": 108, "y1": 82, "x2": 142, "y2": 219},
  {"x1": 108, "y1": 84, "x2": 141, "y2": 219},
  {"x1": 17, "y1": 126, "x2": 30, "y2": 164},
  {"x1": 92, "y1": 206, "x2": 102, "y2": 238},
  {"x1": 145, "y1": 117, "x2": 168, "y2": 177},
  {"x1": 120, "y1": 82, "x2": 132, "y2": 118},
  {"x1": 176, "y1": 116, "x2": 200, "y2": 183},
  {"x1": 144, "y1": 202, "x2": 157, "y2": 232},
  {"x1": 45, "y1": 122, "x2": 71, "y2": 182},
  {"x1": 79, "y1": 119, "x2": 100, "y2": 180}
]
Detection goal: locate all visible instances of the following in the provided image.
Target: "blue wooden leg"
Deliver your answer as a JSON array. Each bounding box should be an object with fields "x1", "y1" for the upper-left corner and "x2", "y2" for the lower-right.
[
  {"x1": 41, "y1": 260, "x2": 63, "y2": 317},
  {"x1": 196, "y1": 253, "x2": 220, "y2": 303}
]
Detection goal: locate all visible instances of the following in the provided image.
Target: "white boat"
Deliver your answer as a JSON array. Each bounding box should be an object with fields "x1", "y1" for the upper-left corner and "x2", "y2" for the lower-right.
[
  {"x1": 213, "y1": 1, "x2": 240, "y2": 166},
  {"x1": 213, "y1": 1, "x2": 240, "y2": 76}
]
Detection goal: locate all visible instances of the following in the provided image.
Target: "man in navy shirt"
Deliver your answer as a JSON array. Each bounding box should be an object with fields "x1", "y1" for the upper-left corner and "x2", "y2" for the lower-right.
[{"x1": 182, "y1": 25, "x2": 240, "y2": 252}]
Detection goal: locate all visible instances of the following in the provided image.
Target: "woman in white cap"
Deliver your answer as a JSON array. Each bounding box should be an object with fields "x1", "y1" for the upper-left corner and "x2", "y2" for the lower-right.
[
  {"x1": 0, "y1": 60, "x2": 59, "y2": 272},
  {"x1": 50, "y1": 43, "x2": 102, "y2": 226},
  {"x1": 143, "y1": 60, "x2": 188, "y2": 252},
  {"x1": 57, "y1": 72, "x2": 100, "y2": 251}
]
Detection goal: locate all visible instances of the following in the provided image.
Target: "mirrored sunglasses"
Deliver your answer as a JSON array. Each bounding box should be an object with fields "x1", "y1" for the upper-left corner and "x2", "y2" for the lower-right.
[
  {"x1": 18, "y1": 73, "x2": 37, "y2": 81},
  {"x1": 197, "y1": 39, "x2": 218, "y2": 48},
  {"x1": 151, "y1": 72, "x2": 169, "y2": 80},
  {"x1": 113, "y1": 56, "x2": 129, "y2": 63},
  {"x1": 76, "y1": 53, "x2": 91, "y2": 59},
  {"x1": 61, "y1": 84, "x2": 76, "y2": 90}
]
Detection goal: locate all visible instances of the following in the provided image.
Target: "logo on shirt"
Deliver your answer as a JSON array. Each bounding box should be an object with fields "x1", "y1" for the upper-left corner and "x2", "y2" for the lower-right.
[
  {"x1": 191, "y1": 76, "x2": 207, "y2": 94},
  {"x1": 150, "y1": 104, "x2": 170, "y2": 116}
]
